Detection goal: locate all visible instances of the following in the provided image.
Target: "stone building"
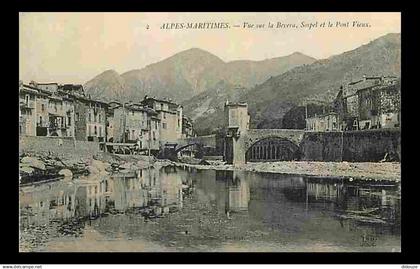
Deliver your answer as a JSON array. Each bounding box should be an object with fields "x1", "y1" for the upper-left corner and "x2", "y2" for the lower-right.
[
  {"x1": 141, "y1": 96, "x2": 183, "y2": 145},
  {"x1": 57, "y1": 84, "x2": 108, "y2": 142},
  {"x1": 29, "y1": 81, "x2": 59, "y2": 94},
  {"x1": 74, "y1": 97, "x2": 108, "y2": 142},
  {"x1": 181, "y1": 116, "x2": 195, "y2": 138},
  {"x1": 224, "y1": 101, "x2": 250, "y2": 134},
  {"x1": 305, "y1": 112, "x2": 340, "y2": 132},
  {"x1": 108, "y1": 102, "x2": 161, "y2": 152},
  {"x1": 333, "y1": 75, "x2": 400, "y2": 130},
  {"x1": 45, "y1": 95, "x2": 75, "y2": 137},
  {"x1": 355, "y1": 76, "x2": 400, "y2": 130},
  {"x1": 19, "y1": 83, "x2": 75, "y2": 137},
  {"x1": 19, "y1": 84, "x2": 38, "y2": 136},
  {"x1": 34, "y1": 88, "x2": 50, "y2": 136},
  {"x1": 105, "y1": 101, "x2": 121, "y2": 142}
]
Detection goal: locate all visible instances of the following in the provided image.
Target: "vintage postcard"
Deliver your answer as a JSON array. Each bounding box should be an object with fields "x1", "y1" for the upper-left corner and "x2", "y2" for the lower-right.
[{"x1": 19, "y1": 12, "x2": 401, "y2": 252}]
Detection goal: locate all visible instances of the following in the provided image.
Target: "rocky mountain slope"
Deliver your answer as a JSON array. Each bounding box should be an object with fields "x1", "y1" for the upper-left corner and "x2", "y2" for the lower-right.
[
  {"x1": 189, "y1": 33, "x2": 401, "y2": 133},
  {"x1": 245, "y1": 33, "x2": 401, "y2": 128}
]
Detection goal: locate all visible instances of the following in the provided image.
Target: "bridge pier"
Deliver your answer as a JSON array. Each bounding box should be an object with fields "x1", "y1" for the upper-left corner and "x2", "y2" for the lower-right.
[{"x1": 224, "y1": 134, "x2": 246, "y2": 166}]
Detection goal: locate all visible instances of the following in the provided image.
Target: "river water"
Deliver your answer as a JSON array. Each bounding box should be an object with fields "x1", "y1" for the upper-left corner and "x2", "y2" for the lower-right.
[{"x1": 19, "y1": 166, "x2": 401, "y2": 252}]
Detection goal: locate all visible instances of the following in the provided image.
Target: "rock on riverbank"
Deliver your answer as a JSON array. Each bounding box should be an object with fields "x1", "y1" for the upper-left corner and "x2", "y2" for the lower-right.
[{"x1": 19, "y1": 152, "x2": 169, "y2": 185}]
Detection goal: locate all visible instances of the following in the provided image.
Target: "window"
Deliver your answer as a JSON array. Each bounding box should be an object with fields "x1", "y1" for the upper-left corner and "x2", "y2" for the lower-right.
[
  {"x1": 75, "y1": 113, "x2": 79, "y2": 121},
  {"x1": 163, "y1": 112, "x2": 166, "y2": 119},
  {"x1": 39, "y1": 116, "x2": 42, "y2": 125},
  {"x1": 99, "y1": 126, "x2": 102, "y2": 137},
  {"x1": 98, "y1": 114, "x2": 101, "y2": 123},
  {"x1": 162, "y1": 122, "x2": 167, "y2": 129},
  {"x1": 41, "y1": 104, "x2": 45, "y2": 112},
  {"x1": 25, "y1": 95, "x2": 29, "y2": 105},
  {"x1": 88, "y1": 125, "x2": 92, "y2": 136},
  {"x1": 153, "y1": 131, "x2": 156, "y2": 140},
  {"x1": 94, "y1": 126, "x2": 97, "y2": 135}
]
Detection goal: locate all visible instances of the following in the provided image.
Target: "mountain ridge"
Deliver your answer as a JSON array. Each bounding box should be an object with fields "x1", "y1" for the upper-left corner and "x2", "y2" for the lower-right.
[{"x1": 83, "y1": 49, "x2": 316, "y2": 103}]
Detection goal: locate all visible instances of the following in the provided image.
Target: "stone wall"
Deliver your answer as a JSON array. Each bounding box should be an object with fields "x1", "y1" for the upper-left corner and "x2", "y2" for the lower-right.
[
  {"x1": 300, "y1": 132, "x2": 343, "y2": 161},
  {"x1": 19, "y1": 135, "x2": 101, "y2": 159},
  {"x1": 342, "y1": 129, "x2": 400, "y2": 162},
  {"x1": 300, "y1": 128, "x2": 400, "y2": 162}
]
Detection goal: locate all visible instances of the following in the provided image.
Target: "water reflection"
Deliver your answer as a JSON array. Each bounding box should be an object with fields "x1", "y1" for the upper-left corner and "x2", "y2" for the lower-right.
[
  {"x1": 19, "y1": 166, "x2": 401, "y2": 251},
  {"x1": 20, "y1": 166, "x2": 186, "y2": 227}
]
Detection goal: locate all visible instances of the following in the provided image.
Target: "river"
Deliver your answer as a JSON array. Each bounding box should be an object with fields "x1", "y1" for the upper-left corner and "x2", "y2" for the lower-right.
[{"x1": 19, "y1": 165, "x2": 401, "y2": 252}]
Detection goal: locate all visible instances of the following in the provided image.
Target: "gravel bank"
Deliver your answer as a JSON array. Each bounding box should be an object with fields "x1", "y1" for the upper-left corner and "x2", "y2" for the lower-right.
[{"x1": 175, "y1": 161, "x2": 401, "y2": 182}]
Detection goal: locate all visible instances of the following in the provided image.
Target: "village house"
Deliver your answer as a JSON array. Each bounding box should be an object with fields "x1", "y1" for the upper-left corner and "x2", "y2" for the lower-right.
[
  {"x1": 357, "y1": 78, "x2": 400, "y2": 129},
  {"x1": 19, "y1": 82, "x2": 75, "y2": 137},
  {"x1": 108, "y1": 102, "x2": 161, "y2": 152},
  {"x1": 304, "y1": 75, "x2": 400, "y2": 132},
  {"x1": 45, "y1": 94, "x2": 75, "y2": 137},
  {"x1": 56, "y1": 84, "x2": 108, "y2": 141},
  {"x1": 305, "y1": 112, "x2": 340, "y2": 132},
  {"x1": 105, "y1": 101, "x2": 121, "y2": 143},
  {"x1": 31, "y1": 81, "x2": 59, "y2": 94},
  {"x1": 19, "y1": 80, "x2": 195, "y2": 153},
  {"x1": 141, "y1": 96, "x2": 183, "y2": 145},
  {"x1": 75, "y1": 96, "x2": 108, "y2": 142},
  {"x1": 337, "y1": 75, "x2": 400, "y2": 130},
  {"x1": 19, "y1": 83, "x2": 38, "y2": 136},
  {"x1": 181, "y1": 116, "x2": 195, "y2": 138}
]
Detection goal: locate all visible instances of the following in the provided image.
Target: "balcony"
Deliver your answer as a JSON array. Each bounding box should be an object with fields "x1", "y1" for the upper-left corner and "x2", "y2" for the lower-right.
[{"x1": 20, "y1": 101, "x2": 35, "y2": 110}]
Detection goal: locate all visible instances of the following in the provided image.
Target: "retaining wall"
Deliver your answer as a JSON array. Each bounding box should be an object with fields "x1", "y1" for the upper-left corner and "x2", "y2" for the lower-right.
[
  {"x1": 300, "y1": 128, "x2": 400, "y2": 162},
  {"x1": 19, "y1": 135, "x2": 101, "y2": 158}
]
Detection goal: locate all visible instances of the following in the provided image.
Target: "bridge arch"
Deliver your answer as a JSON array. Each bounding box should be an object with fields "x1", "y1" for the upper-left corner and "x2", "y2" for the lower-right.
[
  {"x1": 244, "y1": 136, "x2": 301, "y2": 162},
  {"x1": 174, "y1": 143, "x2": 201, "y2": 152}
]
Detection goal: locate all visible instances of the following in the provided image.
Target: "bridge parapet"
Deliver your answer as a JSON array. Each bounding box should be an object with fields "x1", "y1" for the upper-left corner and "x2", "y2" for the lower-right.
[
  {"x1": 177, "y1": 134, "x2": 217, "y2": 149},
  {"x1": 242, "y1": 129, "x2": 305, "y2": 150}
]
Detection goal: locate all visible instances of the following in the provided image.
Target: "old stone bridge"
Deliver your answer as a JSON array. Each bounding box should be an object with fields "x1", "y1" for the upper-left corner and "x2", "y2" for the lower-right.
[
  {"x1": 159, "y1": 135, "x2": 218, "y2": 161},
  {"x1": 160, "y1": 130, "x2": 306, "y2": 164},
  {"x1": 226, "y1": 129, "x2": 306, "y2": 166}
]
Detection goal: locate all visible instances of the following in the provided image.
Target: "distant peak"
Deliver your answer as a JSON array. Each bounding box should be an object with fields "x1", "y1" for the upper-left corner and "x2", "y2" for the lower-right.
[
  {"x1": 100, "y1": 69, "x2": 119, "y2": 76},
  {"x1": 290, "y1": 51, "x2": 304, "y2": 56},
  {"x1": 176, "y1": 47, "x2": 217, "y2": 57},
  {"x1": 167, "y1": 47, "x2": 225, "y2": 63},
  {"x1": 289, "y1": 51, "x2": 316, "y2": 60},
  {"x1": 184, "y1": 47, "x2": 209, "y2": 53}
]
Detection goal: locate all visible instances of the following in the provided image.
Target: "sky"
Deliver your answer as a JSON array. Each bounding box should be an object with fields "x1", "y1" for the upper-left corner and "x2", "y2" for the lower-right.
[{"x1": 19, "y1": 12, "x2": 401, "y2": 84}]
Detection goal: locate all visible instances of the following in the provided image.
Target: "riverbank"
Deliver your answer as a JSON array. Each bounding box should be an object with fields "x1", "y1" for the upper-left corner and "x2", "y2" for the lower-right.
[
  {"x1": 19, "y1": 151, "x2": 173, "y2": 185},
  {"x1": 19, "y1": 150, "x2": 401, "y2": 184},
  {"x1": 175, "y1": 160, "x2": 401, "y2": 182}
]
